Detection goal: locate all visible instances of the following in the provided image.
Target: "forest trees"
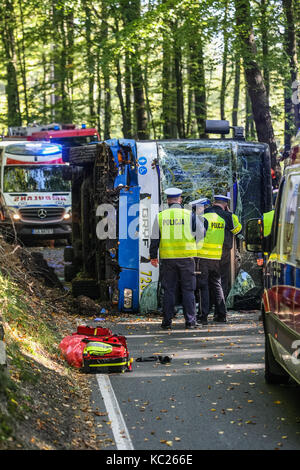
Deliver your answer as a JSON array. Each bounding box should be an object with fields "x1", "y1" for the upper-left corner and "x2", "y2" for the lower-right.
[
  {"x1": 0, "y1": 0, "x2": 298, "y2": 152},
  {"x1": 234, "y1": 0, "x2": 278, "y2": 168}
]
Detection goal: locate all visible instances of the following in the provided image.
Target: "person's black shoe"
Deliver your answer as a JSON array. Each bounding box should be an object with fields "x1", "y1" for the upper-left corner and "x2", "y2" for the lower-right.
[
  {"x1": 185, "y1": 323, "x2": 200, "y2": 329},
  {"x1": 161, "y1": 324, "x2": 172, "y2": 330},
  {"x1": 214, "y1": 317, "x2": 227, "y2": 323},
  {"x1": 197, "y1": 316, "x2": 208, "y2": 326}
]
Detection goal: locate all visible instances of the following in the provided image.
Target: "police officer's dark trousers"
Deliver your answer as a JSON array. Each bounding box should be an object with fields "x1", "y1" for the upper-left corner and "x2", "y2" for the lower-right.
[
  {"x1": 195, "y1": 258, "x2": 210, "y2": 320},
  {"x1": 160, "y1": 258, "x2": 196, "y2": 327},
  {"x1": 198, "y1": 259, "x2": 226, "y2": 322},
  {"x1": 220, "y1": 248, "x2": 231, "y2": 298}
]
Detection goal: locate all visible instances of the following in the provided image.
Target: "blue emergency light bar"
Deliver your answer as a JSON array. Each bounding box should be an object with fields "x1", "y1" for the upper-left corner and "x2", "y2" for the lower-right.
[{"x1": 40, "y1": 144, "x2": 62, "y2": 155}]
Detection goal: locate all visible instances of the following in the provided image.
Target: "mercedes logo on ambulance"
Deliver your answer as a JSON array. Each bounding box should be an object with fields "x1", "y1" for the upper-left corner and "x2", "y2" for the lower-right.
[{"x1": 38, "y1": 209, "x2": 47, "y2": 219}]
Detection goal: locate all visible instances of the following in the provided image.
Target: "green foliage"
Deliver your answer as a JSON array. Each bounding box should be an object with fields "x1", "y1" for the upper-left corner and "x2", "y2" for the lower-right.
[
  {"x1": 0, "y1": 0, "x2": 298, "y2": 143},
  {"x1": 0, "y1": 269, "x2": 60, "y2": 445}
]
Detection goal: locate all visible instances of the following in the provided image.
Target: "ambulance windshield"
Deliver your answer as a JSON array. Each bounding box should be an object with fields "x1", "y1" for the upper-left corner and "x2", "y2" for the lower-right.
[
  {"x1": 4, "y1": 166, "x2": 71, "y2": 193},
  {"x1": 5, "y1": 143, "x2": 61, "y2": 156}
]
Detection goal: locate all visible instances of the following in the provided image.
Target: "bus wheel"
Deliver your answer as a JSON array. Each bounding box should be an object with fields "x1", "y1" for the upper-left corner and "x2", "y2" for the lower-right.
[
  {"x1": 64, "y1": 246, "x2": 74, "y2": 263},
  {"x1": 64, "y1": 264, "x2": 77, "y2": 282},
  {"x1": 264, "y1": 332, "x2": 290, "y2": 384}
]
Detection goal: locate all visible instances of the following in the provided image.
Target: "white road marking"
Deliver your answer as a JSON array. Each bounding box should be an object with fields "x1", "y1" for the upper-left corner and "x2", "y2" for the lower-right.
[{"x1": 96, "y1": 374, "x2": 134, "y2": 450}]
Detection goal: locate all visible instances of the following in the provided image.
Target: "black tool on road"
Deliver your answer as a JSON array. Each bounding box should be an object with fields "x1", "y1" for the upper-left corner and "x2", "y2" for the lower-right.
[{"x1": 136, "y1": 355, "x2": 172, "y2": 364}]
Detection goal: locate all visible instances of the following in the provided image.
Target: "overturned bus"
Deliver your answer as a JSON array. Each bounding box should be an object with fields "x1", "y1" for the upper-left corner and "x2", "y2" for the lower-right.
[{"x1": 63, "y1": 120, "x2": 273, "y2": 313}]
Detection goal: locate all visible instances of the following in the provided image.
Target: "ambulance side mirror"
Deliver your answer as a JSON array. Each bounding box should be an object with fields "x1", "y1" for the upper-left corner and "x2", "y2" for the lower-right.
[{"x1": 245, "y1": 218, "x2": 263, "y2": 252}]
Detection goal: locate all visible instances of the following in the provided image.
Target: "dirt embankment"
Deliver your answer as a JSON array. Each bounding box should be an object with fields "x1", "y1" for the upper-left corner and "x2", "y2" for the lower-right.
[{"x1": 0, "y1": 238, "x2": 112, "y2": 450}]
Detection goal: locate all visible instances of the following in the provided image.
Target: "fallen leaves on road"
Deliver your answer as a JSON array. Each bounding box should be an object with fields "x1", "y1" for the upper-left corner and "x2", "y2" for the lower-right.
[{"x1": 160, "y1": 440, "x2": 173, "y2": 446}]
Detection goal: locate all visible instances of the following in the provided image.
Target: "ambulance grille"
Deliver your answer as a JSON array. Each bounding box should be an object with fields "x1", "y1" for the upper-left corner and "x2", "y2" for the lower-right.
[{"x1": 19, "y1": 207, "x2": 65, "y2": 221}]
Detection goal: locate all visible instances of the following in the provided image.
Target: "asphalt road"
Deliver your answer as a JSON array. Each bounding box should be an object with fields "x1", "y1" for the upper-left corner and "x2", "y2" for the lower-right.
[
  {"x1": 89, "y1": 313, "x2": 300, "y2": 451},
  {"x1": 36, "y1": 245, "x2": 300, "y2": 451}
]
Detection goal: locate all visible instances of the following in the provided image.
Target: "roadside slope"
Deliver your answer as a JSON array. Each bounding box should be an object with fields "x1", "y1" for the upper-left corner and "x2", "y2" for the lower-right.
[{"x1": 0, "y1": 237, "x2": 105, "y2": 450}]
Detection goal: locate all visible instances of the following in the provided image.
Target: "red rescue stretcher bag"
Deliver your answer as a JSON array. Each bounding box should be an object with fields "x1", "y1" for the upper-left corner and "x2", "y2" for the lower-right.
[
  {"x1": 82, "y1": 335, "x2": 132, "y2": 373},
  {"x1": 76, "y1": 325, "x2": 112, "y2": 337},
  {"x1": 59, "y1": 326, "x2": 132, "y2": 373}
]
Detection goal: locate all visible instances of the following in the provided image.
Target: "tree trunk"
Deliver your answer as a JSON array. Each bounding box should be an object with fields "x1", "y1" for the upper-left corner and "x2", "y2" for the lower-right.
[
  {"x1": 51, "y1": 0, "x2": 72, "y2": 123},
  {"x1": 101, "y1": 0, "x2": 111, "y2": 140},
  {"x1": 17, "y1": 0, "x2": 29, "y2": 124},
  {"x1": 124, "y1": 51, "x2": 132, "y2": 138},
  {"x1": 174, "y1": 22, "x2": 185, "y2": 138},
  {"x1": 259, "y1": 0, "x2": 270, "y2": 101},
  {"x1": 234, "y1": 0, "x2": 277, "y2": 170},
  {"x1": 83, "y1": 0, "x2": 96, "y2": 126},
  {"x1": 0, "y1": 0, "x2": 22, "y2": 127},
  {"x1": 66, "y1": 9, "x2": 74, "y2": 105},
  {"x1": 220, "y1": 0, "x2": 229, "y2": 122},
  {"x1": 132, "y1": 58, "x2": 149, "y2": 139},
  {"x1": 96, "y1": 49, "x2": 102, "y2": 137},
  {"x1": 42, "y1": 53, "x2": 48, "y2": 122},
  {"x1": 115, "y1": 56, "x2": 127, "y2": 138},
  {"x1": 189, "y1": 39, "x2": 206, "y2": 138},
  {"x1": 59, "y1": 8, "x2": 70, "y2": 123},
  {"x1": 282, "y1": 0, "x2": 299, "y2": 150},
  {"x1": 162, "y1": 30, "x2": 177, "y2": 138},
  {"x1": 232, "y1": 53, "x2": 240, "y2": 126},
  {"x1": 245, "y1": 86, "x2": 256, "y2": 140},
  {"x1": 144, "y1": 56, "x2": 156, "y2": 139},
  {"x1": 186, "y1": 59, "x2": 193, "y2": 138}
]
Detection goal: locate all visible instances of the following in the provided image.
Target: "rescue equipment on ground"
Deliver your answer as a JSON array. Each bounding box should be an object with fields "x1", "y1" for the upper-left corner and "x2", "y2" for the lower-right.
[
  {"x1": 136, "y1": 355, "x2": 172, "y2": 364},
  {"x1": 59, "y1": 324, "x2": 132, "y2": 373}
]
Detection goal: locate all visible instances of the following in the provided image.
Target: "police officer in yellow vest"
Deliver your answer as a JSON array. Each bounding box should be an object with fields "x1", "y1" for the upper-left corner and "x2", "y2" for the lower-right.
[
  {"x1": 150, "y1": 188, "x2": 205, "y2": 330},
  {"x1": 189, "y1": 197, "x2": 210, "y2": 321},
  {"x1": 211, "y1": 196, "x2": 242, "y2": 299},
  {"x1": 203, "y1": 195, "x2": 242, "y2": 321},
  {"x1": 195, "y1": 194, "x2": 239, "y2": 325}
]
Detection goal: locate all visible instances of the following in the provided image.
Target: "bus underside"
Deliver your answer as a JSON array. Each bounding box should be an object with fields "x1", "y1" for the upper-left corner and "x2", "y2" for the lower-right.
[{"x1": 64, "y1": 138, "x2": 272, "y2": 313}]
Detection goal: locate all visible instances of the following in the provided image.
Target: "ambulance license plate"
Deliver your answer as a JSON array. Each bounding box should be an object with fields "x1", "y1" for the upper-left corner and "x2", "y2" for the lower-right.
[{"x1": 32, "y1": 228, "x2": 54, "y2": 235}]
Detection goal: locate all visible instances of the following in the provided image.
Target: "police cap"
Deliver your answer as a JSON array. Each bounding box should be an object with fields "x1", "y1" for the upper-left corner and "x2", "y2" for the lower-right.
[
  {"x1": 214, "y1": 194, "x2": 231, "y2": 203},
  {"x1": 189, "y1": 197, "x2": 211, "y2": 207},
  {"x1": 164, "y1": 188, "x2": 182, "y2": 198}
]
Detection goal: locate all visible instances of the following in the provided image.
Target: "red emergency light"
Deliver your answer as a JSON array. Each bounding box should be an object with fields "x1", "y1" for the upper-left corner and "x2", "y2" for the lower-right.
[{"x1": 28, "y1": 127, "x2": 100, "y2": 141}]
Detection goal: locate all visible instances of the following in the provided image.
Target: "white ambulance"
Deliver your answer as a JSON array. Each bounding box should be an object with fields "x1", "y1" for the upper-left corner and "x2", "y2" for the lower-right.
[{"x1": 0, "y1": 140, "x2": 72, "y2": 241}]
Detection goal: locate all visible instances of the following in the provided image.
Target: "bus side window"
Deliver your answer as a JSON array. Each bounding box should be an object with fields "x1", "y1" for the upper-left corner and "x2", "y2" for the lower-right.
[{"x1": 280, "y1": 175, "x2": 300, "y2": 261}]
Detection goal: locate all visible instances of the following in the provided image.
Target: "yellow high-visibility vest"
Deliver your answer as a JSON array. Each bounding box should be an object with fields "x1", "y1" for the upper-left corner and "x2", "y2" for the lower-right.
[
  {"x1": 232, "y1": 213, "x2": 242, "y2": 235},
  {"x1": 197, "y1": 212, "x2": 225, "y2": 260},
  {"x1": 158, "y1": 208, "x2": 197, "y2": 258},
  {"x1": 263, "y1": 210, "x2": 274, "y2": 237}
]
